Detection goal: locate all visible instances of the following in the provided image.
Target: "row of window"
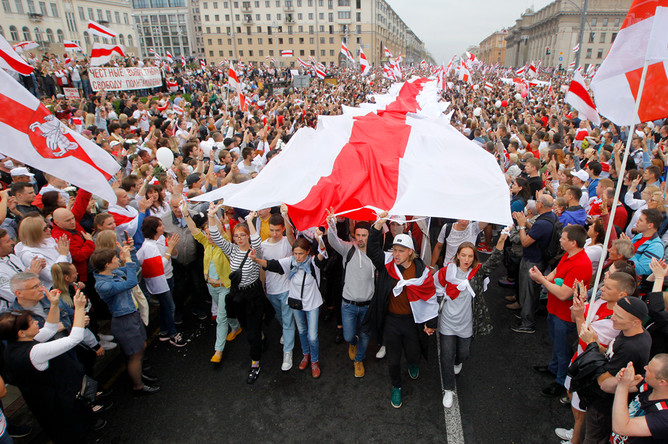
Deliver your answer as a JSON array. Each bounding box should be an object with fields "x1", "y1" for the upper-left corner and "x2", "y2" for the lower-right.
[
  {"x1": 208, "y1": 35, "x2": 356, "y2": 45},
  {"x1": 1, "y1": 25, "x2": 62, "y2": 43},
  {"x1": 75, "y1": 6, "x2": 130, "y2": 26},
  {"x1": 1, "y1": 0, "x2": 57, "y2": 17},
  {"x1": 202, "y1": 0, "x2": 360, "y2": 10},
  {"x1": 204, "y1": 23, "x2": 361, "y2": 35},
  {"x1": 204, "y1": 9, "x2": 357, "y2": 21},
  {"x1": 590, "y1": 17, "x2": 620, "y2": 28},
  {"x1": 587, "y1": 31, "x2": 618, "y2": 44},
  {"x1": 82, "y1": 31, "x2": 134, "y2": 48},
  {"x1": 132, "y1": 0, "x2": 186, "y2": 8},
  {"x1": 208, "y1": 47, "x2": 344, "y2": 58}
]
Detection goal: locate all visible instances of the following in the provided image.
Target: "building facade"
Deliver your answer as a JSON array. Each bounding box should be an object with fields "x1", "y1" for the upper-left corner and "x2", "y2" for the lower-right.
[
  {"x1": 0, "y1": 0, "x2": 140, "y2": 58},
  {"x1": 199, "y1": 0, "x2": 428, "y2": 67},
  {"x1": 504, "y1": 0, "x2": 631, "y2": 69},
  {"x1": 478, "y1": 29, "x2": 506, "y2": 65},
  {"x1": 131, "y1": 0, "x2": 203, "y2": 59}
]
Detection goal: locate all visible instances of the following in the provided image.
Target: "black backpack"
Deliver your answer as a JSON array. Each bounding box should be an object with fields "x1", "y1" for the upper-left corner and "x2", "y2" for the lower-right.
[{"x1": 542, "y1": 215, "x2": 564, "y2": 266}]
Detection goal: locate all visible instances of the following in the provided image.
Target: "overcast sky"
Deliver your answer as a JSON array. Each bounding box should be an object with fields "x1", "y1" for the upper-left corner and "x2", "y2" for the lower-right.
[{"x1": 388, "y1": 0, "x2": 554, "y2": 63}]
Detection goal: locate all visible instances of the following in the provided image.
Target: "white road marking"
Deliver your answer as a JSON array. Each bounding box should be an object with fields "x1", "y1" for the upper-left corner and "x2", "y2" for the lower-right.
[{"x1": 437, "y1": 336, "x2": 465, "y2": 444}]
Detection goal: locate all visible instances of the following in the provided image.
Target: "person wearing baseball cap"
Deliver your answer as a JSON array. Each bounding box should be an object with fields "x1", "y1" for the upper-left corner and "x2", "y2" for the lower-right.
[
  {"x1": 364, "y1": 211, "x2": 438, "y2": 409},
  {"x1": 580, "y1": 296, "x2": 652, "y2": 443},
  {"x1": 570, "y1": 170, "x2": 590, "y2": 207}
]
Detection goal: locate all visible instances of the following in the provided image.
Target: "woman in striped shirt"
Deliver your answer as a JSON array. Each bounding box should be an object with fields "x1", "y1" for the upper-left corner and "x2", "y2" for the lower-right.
[{"x1": 207, "y1": 203, "x2": 265, "y2": 384}]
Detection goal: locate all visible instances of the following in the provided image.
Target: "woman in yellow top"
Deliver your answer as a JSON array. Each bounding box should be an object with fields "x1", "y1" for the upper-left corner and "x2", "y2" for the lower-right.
[{"x1": 181, "y1": 200, "x2": 242, "y2": 364}]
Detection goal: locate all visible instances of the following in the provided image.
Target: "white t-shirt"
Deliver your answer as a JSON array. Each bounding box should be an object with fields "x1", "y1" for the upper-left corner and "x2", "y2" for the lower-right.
[
  {"x1": 437, "y1": 222, "x2": 482, "y2": 264},
  {"x1": 132, "y1": 109, "x2": 150, "y2": 133},
  {"x1": 261, "y1": 237, "x2": 292, "y2": 294}
]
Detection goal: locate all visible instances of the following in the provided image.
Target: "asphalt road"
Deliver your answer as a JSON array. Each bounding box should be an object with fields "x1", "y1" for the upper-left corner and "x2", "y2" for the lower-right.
[{"x1": 14, "y1": 261, "x2": 576, "y2": 444}]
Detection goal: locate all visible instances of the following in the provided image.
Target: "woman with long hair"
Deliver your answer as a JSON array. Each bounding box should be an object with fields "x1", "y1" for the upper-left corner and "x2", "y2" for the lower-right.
[
  {"x1": 207, "y1": 203, "x2": 267, "y2": 384},
  {"x1": 250, "y1": 236, "x2": 327, "y2": 379},
  {"x1": 434, "y1": 233, "x2": 507, "y2": 408}
]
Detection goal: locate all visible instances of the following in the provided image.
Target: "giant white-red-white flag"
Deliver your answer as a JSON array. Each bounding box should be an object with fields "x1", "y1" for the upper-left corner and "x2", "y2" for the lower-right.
[
  {"x1": 89, "y1": 43, "x2": 125, "y2": 66},
  {"x1": 0, "y1": 69, "x2": 120, "y2": 202},
  {"x1": 192, "y1": 79, "x2": 512, "y2": 230},
  {"x1": 88, "y1": 20, "x2": 117, "y2": 39},
  {"x1": 359, "y1": 47, "x2": 370, "y2": 75},
  {"x1": 0, "y1": 35, "x2": 33, "y2": 75},
  {"x1": 590, "y1": 0, "x2": 668, "y2": 125},
  {"x1": 566, "y1": 71, "x2": 601, "y2": 125}
]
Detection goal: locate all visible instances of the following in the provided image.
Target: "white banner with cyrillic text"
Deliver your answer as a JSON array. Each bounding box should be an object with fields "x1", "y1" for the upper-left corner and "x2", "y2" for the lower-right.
[{"x1": 89, "y1": 67, "x2": 162, "y2": 91}]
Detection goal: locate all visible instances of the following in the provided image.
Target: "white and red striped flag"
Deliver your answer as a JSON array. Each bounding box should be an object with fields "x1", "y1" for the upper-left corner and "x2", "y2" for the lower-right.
[
  {"x1": 200, "y1": 59, "x2": 206, "y2": 69},
  {"x1": 181, "y1": 55, "x2": 186, "y2": 67},
  {"x1": 340, "y1": 41, "x2": 354, "y2": 62},
  {"x1": 384, "y1": 46, "x2": 393, "y2": 59},
  {"x1": 515, "y1": 66, "x2": 525, "y2": 76},
  {"x1": 383, "y1": 64, "x2": 396, "y2": 81},
  {"x1": 64, "y1": 40, "x2": 82, "y2": 52},
  {"x1": 466, "y1": 51, "x2": 478, "y2": 64},
  {"x1": 572, "y1": 43, "x2": 580, "y2": 53},
  {"x1": 528, "y1": 62, "x2": 537, "y2": 77},
  {"x1": 107, "y1": 204, "x2": 139, "y2": 238},
  {"x1": 484, "y1": 81, "x2": 494, "y2": 91},
  {"x1": 566, "y1": 71, "x2": 601, "y2": 125},
  {"x1": 192, "y1": 78, "x2": 512, "y2": 233},
  {"x1": 458, "y1": 61, "x2": 471, "y2": 83},
  {"x1": 166, "y1": 79, "x2": 178, "y2": 92},
  {"x1": 281, "y1": 49, "x2": 293, "y2": 57},
  {"x1": 12, "y1": 41, "x2": 39, "y2": 52},
  {"x1": 173, "y1": 104, "x2": 185, "y2": 116},
  {"x1": 165, "y1": 51, "x2": 173, "y2": 63},
  {"x1": 88, "y1": 20, "x2": 117, "y2": 39},
  {"x1": 359, "y1": 47, "x2": 370, "y2": 75},
  {"x1": 64, "y1": 56, "x2": 71, "y2": 65},
  {"x1": 315, "y1": 63, "x2": 326, "y2": 79},
  {"x1": 0, "y1": 35, "x2": 34, "y2": 75},
  {"x1": 0, "y1": 68, "x2": 120, "y2": 202},
  {"x1": 568, "y1": 61, "x2": 576, "y2": 70},
  {"x1": 590, "y1": 0, "x2": 668, "y2": 125},
  {"x1": 89, "y1": 43, "x2": 125, "y2": 66},
  {"x1": 297, "y1": 57, "x2": 310, "y2": 68}
]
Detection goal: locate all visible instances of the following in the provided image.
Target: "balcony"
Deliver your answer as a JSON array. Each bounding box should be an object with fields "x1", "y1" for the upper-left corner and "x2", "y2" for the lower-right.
[
  {"x1": 284, "y1": 13, "x2": 295, "y2": 23},
  {"x1": 243, "y1": 14, "x2": 253, "y2": 23},
  {"x1": 98, "y1": 19, "x2": 110, "y2": 26},
  {"x1": 28, "y1": 12, "x2": 43, "y2": 21}
]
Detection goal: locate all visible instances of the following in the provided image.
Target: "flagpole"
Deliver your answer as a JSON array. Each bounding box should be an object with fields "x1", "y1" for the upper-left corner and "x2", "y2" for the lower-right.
[{"x1": 585, "y1": 59, "x2": 650, "y2": 326}]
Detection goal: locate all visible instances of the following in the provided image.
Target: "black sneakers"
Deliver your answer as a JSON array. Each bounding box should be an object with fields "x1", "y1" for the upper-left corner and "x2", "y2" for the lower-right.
[{"x1": 247, "y1": 366, "x2": 261, "y2": 384}]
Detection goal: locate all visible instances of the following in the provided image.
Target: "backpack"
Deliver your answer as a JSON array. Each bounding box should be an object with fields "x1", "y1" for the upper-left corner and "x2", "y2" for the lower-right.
[{"x1": 542, "y1": 215, "x2": 564, "y2": 266}]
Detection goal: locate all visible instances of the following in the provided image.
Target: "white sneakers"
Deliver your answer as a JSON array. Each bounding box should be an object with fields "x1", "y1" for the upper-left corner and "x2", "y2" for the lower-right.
[
  {"x1": 442, "y1": 390, "x2": 454, "y2": 408},
  {"x1": 555, "y1": 428, "x2": 573, "y2": 441},
  {"x1": 99, "y1": 334, "x2": 114, "y2": 342},
  {"x1": 454, "y1": 364, "x2": 462, "y2": 375},
  {"x1": 281, "y1": 351, "x2": 293, "y2": 372},
  {"x1": 99, "y1": 341, "x2": 117, "y2": 351},
  {"x1": 376, "y1": 345, "x2": 386, "y2": 359}
]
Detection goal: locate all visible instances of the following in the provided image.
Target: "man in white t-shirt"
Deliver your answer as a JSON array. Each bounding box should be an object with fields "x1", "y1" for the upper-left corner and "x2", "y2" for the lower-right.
[
  {"x1": 260, "y1": 206, "x2": 296, "y2": 371},
  {"x1": 429, "y1": 220, "x2": 488, "y2": 272}
]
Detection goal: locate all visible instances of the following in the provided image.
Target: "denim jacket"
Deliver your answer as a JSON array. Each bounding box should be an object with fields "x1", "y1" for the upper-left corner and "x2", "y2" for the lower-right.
[
  {"x1": 12, "y1": 297, "x2": 74, "y2": 330},
  {"x1": 94, "y1": 262, "x2": 139, "y2": 318}
]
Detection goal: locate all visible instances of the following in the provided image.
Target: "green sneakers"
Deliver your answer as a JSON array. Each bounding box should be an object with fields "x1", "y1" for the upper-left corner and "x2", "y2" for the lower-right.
[
  {"x1": 391, "y1": 387, "x2": 402, "y2": 408},
  {"x1": 408, "y1": 364, "x2": 419, "y2": 380}
]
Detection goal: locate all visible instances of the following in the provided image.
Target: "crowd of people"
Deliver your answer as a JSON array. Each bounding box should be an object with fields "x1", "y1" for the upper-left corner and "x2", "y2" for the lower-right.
[{"x1": 1, "y1": 50, "x2": 668, "y2": 443}]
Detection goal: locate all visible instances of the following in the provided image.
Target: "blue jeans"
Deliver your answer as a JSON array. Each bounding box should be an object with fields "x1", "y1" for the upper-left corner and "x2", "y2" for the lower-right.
[
  {"x1": 547, "y1": 313, "x2": 576, "y2": 386},
  {"x1": 294, "y1": 307, "x2": 319, "y2": 363},
  {"x1": 154, "y1": 288, "x2": 177, "y2": 337},
  {"x1": 267, "y1": 291, "x2": 295, "y2": 353},
  {"x1": 208, "y1": 285, "x2": 240, "y2": 352},
  {"x1": 341, "y1": 301, "x2": 370, "y2": 361}
]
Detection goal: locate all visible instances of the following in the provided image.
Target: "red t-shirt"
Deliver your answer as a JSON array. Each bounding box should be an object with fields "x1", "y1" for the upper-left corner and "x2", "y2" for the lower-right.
[{"x1": 547, "y1": 249, "x2": 593, "y2": 322}]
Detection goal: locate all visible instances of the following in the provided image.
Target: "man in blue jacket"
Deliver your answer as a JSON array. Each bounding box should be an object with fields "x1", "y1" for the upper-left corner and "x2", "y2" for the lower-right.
[
  {"x1": 629, "y1": 209, "x2": 664, "y2": 277},
  {"x1": 559, "y1": 186, "x2": 587, "y2": 227}
]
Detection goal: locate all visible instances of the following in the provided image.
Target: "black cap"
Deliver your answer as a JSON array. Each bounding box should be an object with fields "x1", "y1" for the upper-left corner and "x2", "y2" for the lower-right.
[{"x1": 617, "y1": 296, "x2": 648, "y2": 322}]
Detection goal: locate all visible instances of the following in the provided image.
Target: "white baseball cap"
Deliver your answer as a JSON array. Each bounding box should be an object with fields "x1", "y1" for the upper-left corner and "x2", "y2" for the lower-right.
[
  {"x1": 571, "y1": 169, "x2": 589, "y2": 182},
  {"x1": 390, "y1": 214, "x2": 407, "y2": 225},
  {"x1": 393, "y1": 234, "x2": 414, "y2": 251},
  {"x1": 10, "y1": 167, "x2": 34, "y2": 177}
]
